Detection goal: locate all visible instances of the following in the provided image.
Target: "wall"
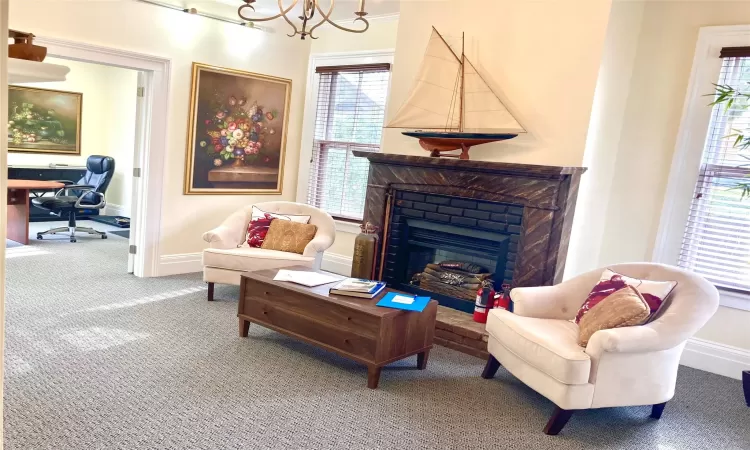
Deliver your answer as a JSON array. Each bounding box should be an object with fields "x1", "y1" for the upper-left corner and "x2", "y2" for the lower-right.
[
  {"x1": 585, "y1": 1, "x2": 750, "y2": 351},
  {"x1": 382, "y1": 0, "x2": 612, "y2": 166},
  {"x1": 9, "y1": 0, "x2": 312, "y2": 259},
  {"x1": 566, "y1": 1, "x2": 646, "y2": 278},
  {"x1": 310, "y1": 17, "x2": 399, "y2": 54},
  {"x1": 10, "y1": 57, "x2": 138, "y2": 215}
]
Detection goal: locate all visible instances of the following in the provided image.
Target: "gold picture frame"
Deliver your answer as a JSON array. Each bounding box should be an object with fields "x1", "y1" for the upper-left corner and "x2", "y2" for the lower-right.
[
  {"x1": 7, "y1": 85, "x2": 83, "y2": 155},
  {"x1": 183, "y1": 62, "x2": 292, "y2": 195}
]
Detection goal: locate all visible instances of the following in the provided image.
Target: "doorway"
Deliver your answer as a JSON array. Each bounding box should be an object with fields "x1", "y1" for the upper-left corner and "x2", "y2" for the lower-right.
[{"x1": 26, "y1": 37, "x2": 171, "y2": 277}]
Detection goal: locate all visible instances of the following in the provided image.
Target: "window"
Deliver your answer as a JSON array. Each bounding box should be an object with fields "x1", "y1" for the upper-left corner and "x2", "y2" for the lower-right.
[
  {"x1": 679, "y1": 48, "x2": 750, "y2": 293},
  {"x1": 306, "y1": 63, "x2": 391, "y2": 221}
]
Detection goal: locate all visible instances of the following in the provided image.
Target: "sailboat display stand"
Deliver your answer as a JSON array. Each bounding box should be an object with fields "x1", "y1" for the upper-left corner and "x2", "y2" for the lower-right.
[{"x1": 386, "y1": 27, "x2": 525, "y2": 160}]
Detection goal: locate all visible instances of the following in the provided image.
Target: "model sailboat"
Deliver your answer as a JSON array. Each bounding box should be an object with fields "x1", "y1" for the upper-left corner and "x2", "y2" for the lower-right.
[{"x1": 386, "y1": 27, "x2": 525, "y2": 160}]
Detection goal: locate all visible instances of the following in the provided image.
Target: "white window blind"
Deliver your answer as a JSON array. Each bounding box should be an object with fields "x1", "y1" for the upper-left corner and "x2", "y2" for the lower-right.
[
  {"x1": 306, "y1": 64, "x2": 391, "y2": 221},
  {"x1": 679, "y1": 50, "x2": 750, "y2": 293}
]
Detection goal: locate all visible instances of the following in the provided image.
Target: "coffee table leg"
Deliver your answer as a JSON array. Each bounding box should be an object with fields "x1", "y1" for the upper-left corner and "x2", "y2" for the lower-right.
[
  {"x1": 367, "y1": 366, "x2": 382, "y2": 389},
  {"x1": 417, "y1": 350, "x2": 429, "y2": 370},
  {"x1": 239, "y1": 318, "x2": 250, "y2": 337}
]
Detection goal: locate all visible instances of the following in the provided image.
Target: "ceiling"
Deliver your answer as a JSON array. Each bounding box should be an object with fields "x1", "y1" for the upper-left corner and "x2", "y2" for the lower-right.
[{"x1": 153, "y1": 0, "x2": 400, "y2": 22}]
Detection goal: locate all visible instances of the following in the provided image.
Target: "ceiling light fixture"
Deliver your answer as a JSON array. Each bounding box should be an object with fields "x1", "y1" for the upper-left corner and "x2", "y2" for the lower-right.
[{"x1": 238, "y1": 0, "x2": 369, "y2": 40}]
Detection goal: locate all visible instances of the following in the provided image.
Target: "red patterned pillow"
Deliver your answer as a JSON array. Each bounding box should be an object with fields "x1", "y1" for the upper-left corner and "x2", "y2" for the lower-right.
[
  {"x1": 575, "y1": 269, "x2": 677, "y2": 324},
  {"x1": 245, "y1": 206, "x2": 311, "y2": 248},
  {"x1": 247, "y1": 214, "x2": 275, "y2": 248}
]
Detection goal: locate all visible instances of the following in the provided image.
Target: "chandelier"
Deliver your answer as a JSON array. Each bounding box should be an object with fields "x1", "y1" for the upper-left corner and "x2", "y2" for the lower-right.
[{"x1": 238, "y1": 0, "x2": 370, "y2": 40}]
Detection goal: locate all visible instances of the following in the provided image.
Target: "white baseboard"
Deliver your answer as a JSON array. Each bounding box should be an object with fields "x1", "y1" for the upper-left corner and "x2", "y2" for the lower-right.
[
  {"x1": 103, "y1": 203, "x2": 129, "y2": 217},
  {"x1": 321, "y1": 252, "x2": 353, "y2": 276},
  {"x1": 681, "y1": 337, "x2": 750, "y2": 380},
  {"x1": 158, "y1": 252, "x2": 202, "y2": 276}
]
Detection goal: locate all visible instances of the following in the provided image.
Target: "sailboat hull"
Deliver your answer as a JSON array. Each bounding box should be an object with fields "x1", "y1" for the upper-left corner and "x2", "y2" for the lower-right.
[{"x1": 402, "y1": 131, "x2": 519, "y2": 160}]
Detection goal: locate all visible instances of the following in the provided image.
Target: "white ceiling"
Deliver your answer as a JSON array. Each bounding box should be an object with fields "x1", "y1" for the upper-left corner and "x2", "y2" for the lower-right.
[{"x1": 156, "y1": 0, "x2": 400, "y2": 21}]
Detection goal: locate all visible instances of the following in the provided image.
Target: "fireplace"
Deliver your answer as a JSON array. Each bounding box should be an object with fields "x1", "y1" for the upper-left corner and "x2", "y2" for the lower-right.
[
  {"x1": 383, "y1": 191, "x2": 522, "y2": 313},
  {"x1": 354, "y1": 152, "x2": 586, "y2": 315}
]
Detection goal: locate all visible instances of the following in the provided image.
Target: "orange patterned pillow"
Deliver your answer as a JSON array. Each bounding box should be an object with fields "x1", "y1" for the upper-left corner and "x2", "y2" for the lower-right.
[
  {"x1": 577, "y1": 285, "x2": 651, "y2": 347},
  {"x1": 260, "y1": 220, "x2": 318, "y2": 254}
]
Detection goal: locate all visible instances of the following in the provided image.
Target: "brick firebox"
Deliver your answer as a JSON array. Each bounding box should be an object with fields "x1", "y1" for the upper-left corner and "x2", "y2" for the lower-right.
[{"x1": 353, "y1": 151, "x2": 586, "y2": 358}]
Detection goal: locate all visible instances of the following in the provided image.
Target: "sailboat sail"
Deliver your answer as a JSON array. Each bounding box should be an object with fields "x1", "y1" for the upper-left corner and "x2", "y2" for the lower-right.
[
  {"x1": 462, "y1": 58, "x2": 525, "y2": 133},
  {"x1": 387, "y1": 28, "x2": 524, "y2": 135},
  {"x1": 386, "y1": 28, "x2": 463, "y2": 130}
]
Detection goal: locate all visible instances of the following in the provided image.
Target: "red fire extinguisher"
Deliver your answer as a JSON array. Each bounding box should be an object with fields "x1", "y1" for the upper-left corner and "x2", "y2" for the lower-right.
[
  {"x1": 494, "y1": 284, "x2": 512, "y2": 311},
  {"x1": 473, "y1": 282, "x2": 496, "y2": 323}
]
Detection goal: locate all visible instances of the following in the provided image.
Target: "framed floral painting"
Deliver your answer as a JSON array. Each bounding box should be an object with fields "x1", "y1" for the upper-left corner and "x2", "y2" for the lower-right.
[
  {"x1": 183, "y1": 63, "x2": 292, "y2": 195},
  {"x1": 7, "y1": 86, "x2": 82, "y2": 155}
]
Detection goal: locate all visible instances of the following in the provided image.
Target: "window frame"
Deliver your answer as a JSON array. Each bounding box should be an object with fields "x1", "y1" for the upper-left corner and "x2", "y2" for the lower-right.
[
  {"x1": 296, "y1": 50, "x2": 395, "y2": 234},
  {"x1": 654, "y1": 25, "x2": 750, "y2": 311}
]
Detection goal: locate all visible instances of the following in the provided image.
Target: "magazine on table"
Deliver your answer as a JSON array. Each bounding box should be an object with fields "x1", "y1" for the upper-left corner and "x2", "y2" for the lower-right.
[{"x1": 329, "y1": 278, "x2": 387, "y2": 298}]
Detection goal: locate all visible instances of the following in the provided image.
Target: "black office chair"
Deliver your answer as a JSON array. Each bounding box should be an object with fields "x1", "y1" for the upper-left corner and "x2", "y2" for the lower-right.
[{"x1": 33, "y1": 155, "x2": 115, "y2": 243}]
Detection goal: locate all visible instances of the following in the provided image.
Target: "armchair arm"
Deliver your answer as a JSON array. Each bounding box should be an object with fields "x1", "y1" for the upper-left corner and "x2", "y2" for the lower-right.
[
  {"x1": 202, "y1": 209, "x2": 249, "y2": 249},
  {"x1": 511, "y1": 283, "x2": 593, "y2": 320},
  {"x1": 74, "y1": 190, "x2": 105, "y2": 209},
  {"x1": 55, "y1": 184, "x2": 95, "y2": 197},
  {"x1": 54, "y1": 185, "x2": 105, "y2": 209},
  {"x1": 511, "y1": 270, "x2": 602, "y2": 320},
  {"x1": 585, "y1": 324, "x2": 684, "y2": 355},
  {"x1": 511, "y1": 286, "x2": 572, "y2": 319},
  {"x1": 302, "y1": 232, "x2": 334, "y2": 258}
]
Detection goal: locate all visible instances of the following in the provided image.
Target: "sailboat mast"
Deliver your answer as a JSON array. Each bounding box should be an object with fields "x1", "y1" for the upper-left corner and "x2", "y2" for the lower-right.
[{"x1": 460, "y1": 32, "x2": 465, "y2": 133}]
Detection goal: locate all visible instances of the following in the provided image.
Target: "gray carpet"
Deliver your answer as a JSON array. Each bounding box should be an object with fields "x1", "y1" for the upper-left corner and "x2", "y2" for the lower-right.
[{"x1": 3, "y1": 237, "x2": 749, "y2": 449}]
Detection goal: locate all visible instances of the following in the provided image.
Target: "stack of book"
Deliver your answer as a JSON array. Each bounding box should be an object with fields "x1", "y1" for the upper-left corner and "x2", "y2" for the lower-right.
[{"x1": 329, "y1": 278, "x2": 386, "y2": 298}]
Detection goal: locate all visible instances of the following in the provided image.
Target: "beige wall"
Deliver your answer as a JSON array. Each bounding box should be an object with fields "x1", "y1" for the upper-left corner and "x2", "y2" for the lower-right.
[
  {"x1": 10, "y1": 57, "x2": 138, "y2": 214},
  {"x1": 311, "y1": 18, "x2": 398, "y2": 54},
  {"x1": 566, "y1": 1, "x2": 646, "y2": 278},
  {"x1": 382, "y1": 0, "x2": 612, "y2": 166},
  {"x1": 10, "y1": 0, "x2": 312, "y2": 257},
  {"x1": 586, "y1": 1, "x2": 750, "y2": 350}
]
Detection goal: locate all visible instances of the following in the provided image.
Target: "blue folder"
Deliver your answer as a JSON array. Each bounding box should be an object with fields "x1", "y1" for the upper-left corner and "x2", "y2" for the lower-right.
[{"x1": 376, "y1": 292, "x2": 431, "y2": 312}]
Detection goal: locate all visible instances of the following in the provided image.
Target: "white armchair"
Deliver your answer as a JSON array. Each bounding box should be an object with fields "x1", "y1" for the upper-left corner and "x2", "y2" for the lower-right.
[
  {"x1": 481, "y1": 263, "x2": 720, "y2": 435},
  {"x1": 202, "y1": 201, "x2": 336, "y2": 301}
]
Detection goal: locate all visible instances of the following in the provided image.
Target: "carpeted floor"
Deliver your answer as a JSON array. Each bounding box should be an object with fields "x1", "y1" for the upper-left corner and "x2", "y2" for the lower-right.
[{"x1": 3, "y1": 235, "x2": 749, "y2": 449}]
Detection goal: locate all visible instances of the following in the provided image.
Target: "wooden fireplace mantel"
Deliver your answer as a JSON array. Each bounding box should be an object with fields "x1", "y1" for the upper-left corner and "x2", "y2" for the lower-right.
[
  {"x1": 354, "y1": 151, "x2": 587, "y2": 286},
  {"x1": 355, "y1": 152, "x2": 587, "y2": 178}
]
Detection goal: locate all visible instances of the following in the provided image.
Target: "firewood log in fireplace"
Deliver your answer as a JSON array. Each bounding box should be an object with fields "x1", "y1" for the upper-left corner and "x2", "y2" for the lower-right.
[{"x1": 418, "y1": 263, "x2": 494, "y2": 302}]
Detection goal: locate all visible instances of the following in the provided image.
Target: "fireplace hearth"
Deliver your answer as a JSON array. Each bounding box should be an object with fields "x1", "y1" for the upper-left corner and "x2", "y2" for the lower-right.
[{"x1": 354, "y1": 152, "x2": 586, "y2": 314}]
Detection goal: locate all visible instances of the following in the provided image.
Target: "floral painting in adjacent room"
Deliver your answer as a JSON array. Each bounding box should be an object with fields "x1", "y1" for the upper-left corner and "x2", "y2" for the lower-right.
[
  {"x1": 184, "y1": 63, "x2": 291, "y2": 194},
  {"x1": 7, "y1": 86, "x2": 82, "y2": 155}
]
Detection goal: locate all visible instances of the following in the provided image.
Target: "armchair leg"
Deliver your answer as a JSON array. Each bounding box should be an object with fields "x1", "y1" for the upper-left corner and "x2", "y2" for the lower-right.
[
  {"x1": 651, "y1": 402, "x2": 667, "y2": 419},
  {"x1": 743, "y1": 370, "x2": 750, "y2": 407},
  {"x1": 207, "y1": 282, "x2": 214, "y2": 302},
  {"x1": 543, "y1": 407, "x2": 574, "y2": 435},
  {"x1": 481, "y1": 355, "x2": 501, "y2": 379}
]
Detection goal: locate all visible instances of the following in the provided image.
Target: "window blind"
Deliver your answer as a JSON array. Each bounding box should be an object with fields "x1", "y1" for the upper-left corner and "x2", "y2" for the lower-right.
[
  {"x1": 306, "y1": 64, "x2": 391, "y2": 221},
  {"x1": 679, "y1": 54, "x2": 750, "y2": 292}
]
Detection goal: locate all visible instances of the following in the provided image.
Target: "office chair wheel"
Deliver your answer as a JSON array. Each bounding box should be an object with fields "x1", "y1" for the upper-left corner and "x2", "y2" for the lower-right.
[
  {"x1": 70, "y1": 237, "x2": 77, "y2": 243},
  {"x1": 37, "y1": 234, "x2": 43, "y2": 240},
  {"x1": 102, "y1": 235, "x2": 107, "y2": 239}
]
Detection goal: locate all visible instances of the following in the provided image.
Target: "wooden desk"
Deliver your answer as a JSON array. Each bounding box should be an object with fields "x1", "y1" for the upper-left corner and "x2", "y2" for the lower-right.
[
  {"x1": 239, "y1": 266, "x2": 438, "y2": 389},
  {"x1": 7, "y1": 180, "x2": 64, "y2": 244}
]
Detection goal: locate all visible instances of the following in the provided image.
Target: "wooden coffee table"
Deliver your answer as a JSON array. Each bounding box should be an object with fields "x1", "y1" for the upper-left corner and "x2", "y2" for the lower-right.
[{"x1": 238, "y1": 266, "x2": 438, "y2": 389}]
